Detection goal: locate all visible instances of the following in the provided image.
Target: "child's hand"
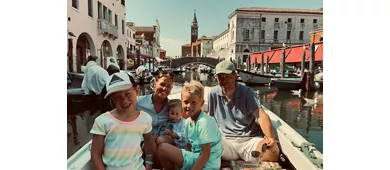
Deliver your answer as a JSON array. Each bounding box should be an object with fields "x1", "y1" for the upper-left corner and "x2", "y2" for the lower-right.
[
  {"x1": 163, "y1": 129, "x2": 172, "y2": 136},
  {"x1": 145, "y1": 164, "x2": 153, "y2": 170}
]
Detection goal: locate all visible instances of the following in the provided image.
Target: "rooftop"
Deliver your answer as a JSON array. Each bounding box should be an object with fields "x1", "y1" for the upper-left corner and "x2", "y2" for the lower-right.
[
  {"x1": 134, "y1": 26, "x2": 155, "y2": 32},
  {"x1": 198, "y1": 36, "x2": 213, "y2": 40},
  {"x1": 229, "y1": 7, "x2": 323, "y2": 18}
]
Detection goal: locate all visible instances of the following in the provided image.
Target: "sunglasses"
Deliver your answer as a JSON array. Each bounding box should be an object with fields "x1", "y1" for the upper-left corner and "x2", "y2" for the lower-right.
[
  {"x1": 156, "y1": 71, "x2": 175, "y2": 79},
  {"x1": 245, "y1": 143, "x2": 271, "y2": 158}
]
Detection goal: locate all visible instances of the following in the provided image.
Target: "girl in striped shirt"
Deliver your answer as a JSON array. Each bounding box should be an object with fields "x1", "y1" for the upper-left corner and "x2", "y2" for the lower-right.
[{"x1": 90, "y1": 72, "x2": 154, "y2": 170}]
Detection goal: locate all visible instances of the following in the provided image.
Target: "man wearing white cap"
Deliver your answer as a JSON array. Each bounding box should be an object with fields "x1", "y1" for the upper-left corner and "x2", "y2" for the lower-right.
[{"x1": 208, "y1": 60, "x2": 280, "y2": 163}]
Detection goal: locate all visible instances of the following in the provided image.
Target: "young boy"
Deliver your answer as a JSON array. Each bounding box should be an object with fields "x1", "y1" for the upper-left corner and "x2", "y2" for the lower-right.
[
  {"x1": 162, "y1": 99, "x2": 186, "y2": 149},
  {"x1": 90, "y1": 72, "x2": 154, "y2": 170},
  {"x1": 157, "y1": 81, "x2": 223, "y2": 170}
]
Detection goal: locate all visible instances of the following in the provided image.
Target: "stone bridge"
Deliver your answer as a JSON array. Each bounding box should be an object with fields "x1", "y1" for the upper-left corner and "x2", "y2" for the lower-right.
[{"x1": 158, "y1": 57, "x2": 223, "y2": 69}]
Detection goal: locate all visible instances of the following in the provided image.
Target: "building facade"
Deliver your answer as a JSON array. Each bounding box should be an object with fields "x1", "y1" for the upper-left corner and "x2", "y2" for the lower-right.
[
  {"x1": 200, "y1": 37, "x2": 213, "y2": 57},
  {"x1": 310, "y1": 29, "x2": 323, "y2": 43},
  {"x1": 133, "y1": 20, "x2": 161, "y2": 59},
  {"x1": 126, "y1": 22, "x2": 137, "y2": 58},
  {"x1": 125, "y1": 22, "x2": 137, "y2": 69},
  {"x1": 213, "y1": 7, "x2": 323, "y2": 64},
  {"x1": 135, "y1": 35, "x2": 153, "y2": 58},
  {"x1": 212, "y1": 29, "x2": 230, "y2": 60},
  {"x1": 67, "y1": 0, "x2": 127, "y2": 72},
  {"x1": 181, "y1": 44, "x2": 191, "y2": 57}
]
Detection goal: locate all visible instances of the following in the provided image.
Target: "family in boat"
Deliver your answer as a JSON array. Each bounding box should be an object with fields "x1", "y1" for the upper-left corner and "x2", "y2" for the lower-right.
[{"x1": 89, "y1": 60, "x2": 280, "y2": 170}]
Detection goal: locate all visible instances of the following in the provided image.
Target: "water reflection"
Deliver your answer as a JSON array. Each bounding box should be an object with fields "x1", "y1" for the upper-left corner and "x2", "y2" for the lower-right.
[
  {"x1": 256, "y1": 88, "x2": 323, "y2": 153},
  {"x1": 67, "y1": 71, "x2": 323, "y2": 158}
]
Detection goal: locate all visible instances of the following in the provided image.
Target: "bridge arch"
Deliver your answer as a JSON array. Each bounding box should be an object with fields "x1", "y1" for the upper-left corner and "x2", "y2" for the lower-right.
[
  {"x1": 158, "y1": 57, "x2": 223, "y2": 69},
  {"x1": 177, "y1": 62, "x2": 217, "y2": 68}
]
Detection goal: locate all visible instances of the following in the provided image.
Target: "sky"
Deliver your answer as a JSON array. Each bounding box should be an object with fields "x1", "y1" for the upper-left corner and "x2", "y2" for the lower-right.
[{"x1": 126, "y1": 0, "x2": 323, "y2": 57}]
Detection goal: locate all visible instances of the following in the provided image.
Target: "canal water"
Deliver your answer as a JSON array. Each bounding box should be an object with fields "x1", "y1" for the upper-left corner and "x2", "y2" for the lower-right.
[{"x1": 67, "y1": 71, "x2": 323, "y2": 158}]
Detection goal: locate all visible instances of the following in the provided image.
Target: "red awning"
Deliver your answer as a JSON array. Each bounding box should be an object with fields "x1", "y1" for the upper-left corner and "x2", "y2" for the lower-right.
[{"x1": 250, "y1": 43, "x2": 323, "y2": 64}]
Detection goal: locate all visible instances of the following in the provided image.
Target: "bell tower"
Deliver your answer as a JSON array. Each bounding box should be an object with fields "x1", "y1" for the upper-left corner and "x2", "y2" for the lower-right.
[{"x1": 190, "y1": 9, "x2": 198, "y2": 44}]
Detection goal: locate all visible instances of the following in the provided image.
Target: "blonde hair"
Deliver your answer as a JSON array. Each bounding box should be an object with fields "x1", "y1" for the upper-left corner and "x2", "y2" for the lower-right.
[
  {"x1": 182, "y1": 81, "x2": 204, "y2": 101},
  {"x1": 168, "y1": 99, "x2": 182, "y2": 111}
]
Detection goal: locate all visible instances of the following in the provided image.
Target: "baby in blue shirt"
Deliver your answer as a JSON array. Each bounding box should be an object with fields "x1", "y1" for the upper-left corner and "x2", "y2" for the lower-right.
[{"x1": 162, "y1": 99, "x2": 186, "y2": 149}]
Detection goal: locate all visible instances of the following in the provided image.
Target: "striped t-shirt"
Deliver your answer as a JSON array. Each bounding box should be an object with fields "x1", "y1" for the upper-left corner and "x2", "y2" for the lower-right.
[{"x1": 90, "y1": 111, "x2": 152, "y2": 170}]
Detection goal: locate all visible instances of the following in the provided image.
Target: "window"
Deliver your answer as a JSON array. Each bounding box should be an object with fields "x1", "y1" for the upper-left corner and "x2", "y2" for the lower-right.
[
  {"x1": 133, "y1": 33, "x2": 135, "y2": 39},
  {"x1": 261, "y1": 30, "x2": 265, "y2": 39},
  {"x1": 313, "y1": 19, "x2": 317, "y2": 24},
  {"x1": 122, "y1": 20, "x2": 125, "y2": 34},
  {"x1": 286, "y1": 31, "x2": 291, "y2": 40},
  {"x1": 121, "y1": 0, "x2": 125, "y2": 6},
  {"x1": 98, "y1": 2, "x2": 102, "y2": 19},
  {"x1": 274, "y1": 18, "x2": 279, "y2": 22},
  {"x1": 103, "y1": 6, "x2": 107, "y2": 20},
  {"x1": 245, "y1": 30, "x2": 249, "y2": 39},
  {"x1": 108, "y1": 10, "x2": 112, "y2": 23},
  {"x1": 300, "y1": 18, "x2": 305, "y2": 23},
  {"x1": 72, "y1": 0, "x2": 78, "y2": 9},
  {"x1": 115, "y1": 14, "x2": 118, "y2": 26},
  {"x1": 287, "y1": 18, "x2": 292, "y2": 23},
  {"x1": 88, "y1": 0, "x2": 93, "y2": 17},
  {"x1": 299, "y1": 31, "x2": 304, "y2": 40},
  {"x1": 261, "y1": 17, "x2": 266, "y2": 22},
  {"x1": 273, "y1": 30, "x2": 278, "y2": 40}
]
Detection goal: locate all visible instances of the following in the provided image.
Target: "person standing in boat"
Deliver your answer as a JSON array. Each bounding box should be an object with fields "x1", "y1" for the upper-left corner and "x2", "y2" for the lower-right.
[
  {"x1": 136, "y1": 71, "x2": 175, "y2": 168},
  {"x1": 90, "y1": 72, "x2": 154, "y2": 170},
  {"x1": 81, "y1": 56, "x2": 109, "y2": 96},
  {"x1": 208, "y1": 60, "x2": 280, "y2": 163}
]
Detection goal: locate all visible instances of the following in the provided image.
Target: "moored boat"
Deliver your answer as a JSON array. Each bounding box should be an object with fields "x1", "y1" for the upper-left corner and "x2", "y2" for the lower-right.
[
  {"x1": 273, "y1": 78, "x2": 303, "y2": 90},
  {"x1": 273, "y1": 78, "x2": 323, "y2": 91},
  {"x1": 67, "y1": 87, "x2": 323, "y2": 170},
  {"x1": 237, "y1": 69, "x2": 273, "y2": 86}
]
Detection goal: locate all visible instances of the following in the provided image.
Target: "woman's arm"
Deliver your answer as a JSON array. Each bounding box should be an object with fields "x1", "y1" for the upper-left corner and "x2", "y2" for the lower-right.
[
  {"x1": 91, "y1": 134, "x2": 106, "y2": 170},
  {"x1": 191, "y1": 143, "x2": 211, "y2": 170}
]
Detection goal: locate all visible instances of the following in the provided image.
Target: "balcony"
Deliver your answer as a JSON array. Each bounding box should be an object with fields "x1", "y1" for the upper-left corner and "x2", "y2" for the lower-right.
[
  {"x1": 260, "y1": 24, "x2": 266, "y2": 30},
  {"x1": 274, "y1": 23, "x2": 280, "y2": 29},
  {"x1": 287, "y1": 23, "x2": 293, "y2": 30},
  {"x1": 98, "y1": 19, "x2": 119, "y2": 39},
  {"x1": 127, "y1": 48, "x2": 136, "y2": 54},
  {"x1": 262, "y1": 39, "x2": 311, "y2": 44},
  {"x1": 313, "y1": 24, "x2": 319, "y2": 30},
  {"x1": 300, "y1": 23, "x2": 305, "y2": 30}
]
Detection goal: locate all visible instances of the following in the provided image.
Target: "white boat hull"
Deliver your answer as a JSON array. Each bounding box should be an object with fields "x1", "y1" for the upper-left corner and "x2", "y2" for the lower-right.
[
  {"x1": 237, "y1": 70, "x2": 272, "y2": 86},
  {"x1": 67, "y1": 87, "x2": 323, "y2": 170}
]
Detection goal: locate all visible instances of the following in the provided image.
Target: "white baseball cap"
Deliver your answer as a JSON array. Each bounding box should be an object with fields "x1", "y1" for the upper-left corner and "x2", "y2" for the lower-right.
[{"x1": 104, "y1": 72, "x2": 136, "y2": 99}]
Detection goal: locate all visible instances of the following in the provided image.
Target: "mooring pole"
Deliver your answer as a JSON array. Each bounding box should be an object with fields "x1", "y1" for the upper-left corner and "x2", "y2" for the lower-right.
[{"x1": 280, "y1": 48, "x2": 286, "y2": 78}]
